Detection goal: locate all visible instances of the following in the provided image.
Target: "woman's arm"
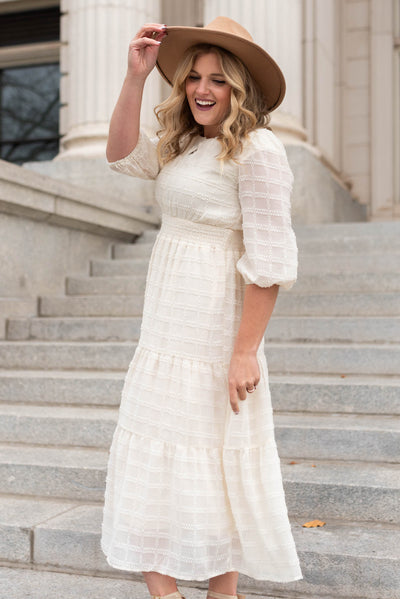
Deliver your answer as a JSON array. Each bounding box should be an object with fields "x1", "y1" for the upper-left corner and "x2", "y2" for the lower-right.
[
  {"x1": 228, "y1": 283, "x2": 279, "y2": 414},
  {"x1": 106, "y1": 23, "x2": 166, "y2": 163}
]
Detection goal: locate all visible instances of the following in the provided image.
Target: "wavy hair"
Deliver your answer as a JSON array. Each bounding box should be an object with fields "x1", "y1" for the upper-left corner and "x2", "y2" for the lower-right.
[{"x1": 154, "y1": 44, "x2": 271, "y2": 166}]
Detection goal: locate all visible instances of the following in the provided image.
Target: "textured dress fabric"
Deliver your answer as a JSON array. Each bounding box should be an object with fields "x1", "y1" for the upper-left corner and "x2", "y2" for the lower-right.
[{"x1": 101, "y1": 127, "x2": 303, "y2": 582}]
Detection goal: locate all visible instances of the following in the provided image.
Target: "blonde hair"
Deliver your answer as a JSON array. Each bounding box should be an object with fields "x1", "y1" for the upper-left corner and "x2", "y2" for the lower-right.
[{"x1": 154, "y1": 44, "x2": 271, "y2": 166}]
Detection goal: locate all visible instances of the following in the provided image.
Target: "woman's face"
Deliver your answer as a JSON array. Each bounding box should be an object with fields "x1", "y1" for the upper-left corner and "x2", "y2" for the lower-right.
[{"x1": 185, "y1": 52, "x2": 232, "y2": 138}]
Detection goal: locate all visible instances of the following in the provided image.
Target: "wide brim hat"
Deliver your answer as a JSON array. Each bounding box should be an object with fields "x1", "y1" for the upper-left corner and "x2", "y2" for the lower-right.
[{"x1": 156, "y1": 16, "x2": 286, "y2": 112}]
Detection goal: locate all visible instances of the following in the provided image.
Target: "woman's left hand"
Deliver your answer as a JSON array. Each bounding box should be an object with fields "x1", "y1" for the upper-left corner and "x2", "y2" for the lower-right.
[{"x1": 228, "y1": 349, "x2": 260, "y2": 414}]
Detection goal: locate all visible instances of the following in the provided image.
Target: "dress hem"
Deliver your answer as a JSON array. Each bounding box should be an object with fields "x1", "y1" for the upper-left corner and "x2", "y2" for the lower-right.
[{"x1": 101, "y1": 542, "x2": 303, "y2": 583}]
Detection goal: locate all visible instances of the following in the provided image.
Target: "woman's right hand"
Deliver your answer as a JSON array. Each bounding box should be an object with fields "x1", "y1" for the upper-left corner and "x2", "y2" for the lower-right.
[{"x1": 127, "y1": 23, "x2": 167, "y2": 81}]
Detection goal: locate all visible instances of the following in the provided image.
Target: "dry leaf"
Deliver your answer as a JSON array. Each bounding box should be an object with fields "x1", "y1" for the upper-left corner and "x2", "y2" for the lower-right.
[
  {"x1": 340, "y1": 374, "x2": 346, "y2": 378},
  {"x1": 289, "y1": 461, "x2": 298, "y2": 465},
  {"x1": 311, "y1": 464, "x2": 316, "y2": 467},
  {"x1": 302, "y1": 519, "x2": 326, "y2": 528}
]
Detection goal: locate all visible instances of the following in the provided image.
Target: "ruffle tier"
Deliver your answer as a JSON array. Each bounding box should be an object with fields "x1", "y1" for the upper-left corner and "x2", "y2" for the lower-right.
[{"x1": 101, "y1": 345, "x2": 302, "y2": 582}]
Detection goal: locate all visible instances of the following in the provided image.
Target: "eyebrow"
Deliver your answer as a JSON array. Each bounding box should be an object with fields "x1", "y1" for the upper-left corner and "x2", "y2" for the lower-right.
[{"x1": 189, "y1": 69, "x2": 225, "y2": 77}]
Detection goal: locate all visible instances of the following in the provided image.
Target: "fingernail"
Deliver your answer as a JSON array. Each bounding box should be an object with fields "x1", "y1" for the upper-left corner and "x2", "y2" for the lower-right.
[{"x1": 234, "y1": 411, "x2": 239, "y2": 415}]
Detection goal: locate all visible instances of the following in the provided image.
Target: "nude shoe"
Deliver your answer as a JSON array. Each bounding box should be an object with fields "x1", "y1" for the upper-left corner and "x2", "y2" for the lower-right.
[
  {"x1": 207, "y1": 591, "x2": 246, "y2": 599},
  {"x1": 152, "y1": 592, "x2": 186, "y2": 599}
]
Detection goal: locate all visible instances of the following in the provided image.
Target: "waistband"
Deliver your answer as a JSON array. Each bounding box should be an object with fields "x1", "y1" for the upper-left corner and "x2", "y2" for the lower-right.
[{"x1": 159, "y1": 214, "x2": 244, "y2": 249}]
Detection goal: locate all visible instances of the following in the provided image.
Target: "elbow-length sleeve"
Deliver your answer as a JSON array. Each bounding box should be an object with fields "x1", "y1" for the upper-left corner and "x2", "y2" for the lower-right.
[
  {"x1": 108, "y1": 129, "x2": 160, "y2": 180},
  {"x1": 236, "y1": 130, "x2": 298, "y2": 290}
]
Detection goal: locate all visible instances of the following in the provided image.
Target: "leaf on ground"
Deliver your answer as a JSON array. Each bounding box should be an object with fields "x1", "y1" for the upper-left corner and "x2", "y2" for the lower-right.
[
  {"x1": 340, "y1": 374, "x2": 347, "y2": 378},
  {"x1": 289, "y1": 461, "x2": 298, "y2": 465},
  {"x1": 302, "y1": 519, "x2": 326, "y2": 528}
]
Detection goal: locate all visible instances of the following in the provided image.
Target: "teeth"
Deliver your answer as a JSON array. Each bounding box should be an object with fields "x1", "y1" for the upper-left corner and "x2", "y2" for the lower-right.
[{"x1": 196, "y1": 99, "x2": 215, "y2": 106}]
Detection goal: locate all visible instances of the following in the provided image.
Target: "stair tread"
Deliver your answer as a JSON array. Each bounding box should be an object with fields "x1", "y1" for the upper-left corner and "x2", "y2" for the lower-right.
[
  {"x1": 0, "y1": 402, "x2": 398, "y2": 432},
  {"x1": 0, "y1": 567, "x2": 289, "y2": 599},
  {"x1": 0, "y1": 443, "x2": 398, "y2": 487},
  {"x1": 1, "y1": 494, "x2": 399, "y2": 558}
]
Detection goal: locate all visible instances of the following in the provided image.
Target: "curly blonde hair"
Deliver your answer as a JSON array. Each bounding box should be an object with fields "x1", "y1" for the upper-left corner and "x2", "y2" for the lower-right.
[{"x1": 154, "y1": 44, "x2": 271, "y2": 166}]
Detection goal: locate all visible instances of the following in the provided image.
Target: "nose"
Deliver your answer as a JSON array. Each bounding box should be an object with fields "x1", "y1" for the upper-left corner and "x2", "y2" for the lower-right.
[{"x1": 196, "y1": 77, "x2": 210, "y2": 95}]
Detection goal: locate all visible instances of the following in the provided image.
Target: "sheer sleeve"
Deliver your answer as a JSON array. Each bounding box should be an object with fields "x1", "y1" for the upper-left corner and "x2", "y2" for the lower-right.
[
  {"x1": 108, "y1": 129, "x2": 160, "y2": 180},
  {"x1": 236, "y1": 130, "x2": 298, "y2": 290}
]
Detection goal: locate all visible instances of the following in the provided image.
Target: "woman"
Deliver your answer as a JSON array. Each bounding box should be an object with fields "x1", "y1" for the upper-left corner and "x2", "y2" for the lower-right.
[{"x1": 101, "y1": 16, "x2": 303, "y2": 599}]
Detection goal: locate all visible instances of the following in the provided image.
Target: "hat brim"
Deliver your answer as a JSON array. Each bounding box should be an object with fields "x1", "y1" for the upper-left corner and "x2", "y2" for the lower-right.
[{"x1": 156, "y1": 26, "x2": 286, "y2": 112}]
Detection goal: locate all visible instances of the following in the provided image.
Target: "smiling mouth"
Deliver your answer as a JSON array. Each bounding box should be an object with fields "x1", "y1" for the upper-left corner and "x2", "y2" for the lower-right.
[{"x1": 195, "y1": 99, "x2": 216, "y2": 107}]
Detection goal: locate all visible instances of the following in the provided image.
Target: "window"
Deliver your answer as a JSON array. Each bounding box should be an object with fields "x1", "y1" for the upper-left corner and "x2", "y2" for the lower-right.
[
  {"x1": 0, "y1": 6, "x2": 60, "y2": 164},
  {"x1": 0, "y1": 62, "x2": 60, "y2": 163}
]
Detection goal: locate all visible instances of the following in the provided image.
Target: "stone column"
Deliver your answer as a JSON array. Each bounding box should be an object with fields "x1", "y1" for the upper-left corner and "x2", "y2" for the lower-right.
[
  {"x1": 58, "y1": 0, "x2": 161, "y2": 159},
  {"x1": 203, "y1": 0, "x2": 306, "y2": 143}
]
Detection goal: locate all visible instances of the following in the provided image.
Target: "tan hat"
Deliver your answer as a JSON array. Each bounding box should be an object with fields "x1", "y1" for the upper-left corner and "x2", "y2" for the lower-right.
[{"x1": 156, "y1": 16, "x2": 286, "y2": 112}]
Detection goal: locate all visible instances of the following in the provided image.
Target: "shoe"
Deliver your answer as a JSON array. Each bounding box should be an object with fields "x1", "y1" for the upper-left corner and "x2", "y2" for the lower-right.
[
  {"x1": 152, "y1": 593, "x2": 186, "y2": 599},
  {"x1": 207, "y1": 592, "x2": 246, "y2": 599}
]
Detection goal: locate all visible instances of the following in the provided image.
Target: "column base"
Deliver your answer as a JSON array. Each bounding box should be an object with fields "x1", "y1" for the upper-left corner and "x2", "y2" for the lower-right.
[{"x1": 56, "y1": 123, "x2": 109, "y2": 160}]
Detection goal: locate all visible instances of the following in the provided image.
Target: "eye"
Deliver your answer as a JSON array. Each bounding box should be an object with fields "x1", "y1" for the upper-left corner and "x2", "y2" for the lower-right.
[
  {"x1": 187, "y1": 75, "x2": 199, "y2": 81},
  {"x1": 213, "y1": 80, "x2": 226, "y2": 85}
]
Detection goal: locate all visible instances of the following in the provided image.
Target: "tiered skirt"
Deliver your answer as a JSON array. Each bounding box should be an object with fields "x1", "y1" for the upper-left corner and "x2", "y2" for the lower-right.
[{"x1": 101, "y1": 214, "x2": 302, "y2": 582}]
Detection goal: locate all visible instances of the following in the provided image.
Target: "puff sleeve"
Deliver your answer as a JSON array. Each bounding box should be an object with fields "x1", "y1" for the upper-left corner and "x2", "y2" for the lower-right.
[
  {"x1": 236, "y1": 130, "x2": 298, "y2": 290},
  {"x1": 108, "y1": 129, "x2": 160, "y2": 180}
]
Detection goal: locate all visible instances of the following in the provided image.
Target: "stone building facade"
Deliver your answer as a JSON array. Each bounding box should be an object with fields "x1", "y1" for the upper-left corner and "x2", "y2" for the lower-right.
[{"x1": 0, "y1": 0, "x2": 399, "y2": 222}]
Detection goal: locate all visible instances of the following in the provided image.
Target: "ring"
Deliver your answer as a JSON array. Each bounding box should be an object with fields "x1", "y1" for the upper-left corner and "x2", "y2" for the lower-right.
[{"x1": 247, "y1": 386, "x2": 256, "y2": 393}]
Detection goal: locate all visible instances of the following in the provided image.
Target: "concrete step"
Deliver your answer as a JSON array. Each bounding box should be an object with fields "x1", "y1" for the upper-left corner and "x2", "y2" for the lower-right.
[
  {"x1": 7, "y1": 316, "x2": 142, "y2": 341},
  {"x1": 0, "y1": 444, "x2": 398, "y2": 522},
  {"x1": 89, "y1": 254, "x2": 400, "y2": 277},
  {"x1": 39, "y1": 295, "x2": 144, "y2": 317},
  {"x1": 9, "y1": 315, "x2": 399, "y2": 344},
  {"x1": 66, "y1": 274, "x2": 147, "y2": 296},
  {"x1": 114, "y1": 231, "x2": 400, "y2": 259},
  {"x1": 293, "y1": 272, "x2": 400, "y2": 294},
  {"x1": 66, "y1": 271, "x2": 400, "y2": 296},
  {"x1": 0, "y1": 341, "x2": 136, "y2": 371},
  {"x1": 134, "y1": 220, "x2": 400, "y2": 244},
  {"x1": 275, "y1": 412, "x2": 400, "y2": 462},
  {"x1": 0, "y1": 370, "x2": 123, "y2": 406},
  {"x1": 266, "y1": 316, "x2": 400, "y2": 344},
  {"x1": 0, "y1": 444, "x2": 106, "y2": 500},
  {"x1": 294, "y1": 220, "x2": 400, "y2": 239},
  {"x1": 0, "y1": 567, "x2": 214, "y2": 599},
  {"x1": 90, "y1": 258, "x2": 150, "y2": 277},
  {"x1": 270, "y1": 374, "x2": 400, "y2": 415},
  {"x1": 33, "y1": 292, "x2": 400, "y2": 318},
  {"x1": 1, "y1": 496, "x2": 399, "y2": 598},
  {"x1": 1, "y1": 370, "x2": 398, "y2": 417},
  {"x1": 0, "y1": 403, "x2": 398, "y2": 463},
  {"x1": 0, "y1": 404, "x2": 117, "y2": 448},
  {"x1": 266, "y1": 342, "x2": 400, "y2": 375},
  {"x1": 0, "y1": 341, "x2": 398, "y2": 374},
  {"x1": 275, "y1": 292, "x2": 400, "y2": 316}
]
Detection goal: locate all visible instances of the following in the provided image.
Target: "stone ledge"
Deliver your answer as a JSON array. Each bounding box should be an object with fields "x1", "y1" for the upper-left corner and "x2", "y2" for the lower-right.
[{"x1": 0, "y1": 160, "x2": 160, "y2": 241}]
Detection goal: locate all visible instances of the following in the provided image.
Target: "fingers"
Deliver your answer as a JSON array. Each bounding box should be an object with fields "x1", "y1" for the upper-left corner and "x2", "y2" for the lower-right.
[
  {"x1": 229, "y1": 379, "x2": 259, "y2": 415},
  {"x1": 135, "y1": 23, "x2": 167, "y2": 41}
]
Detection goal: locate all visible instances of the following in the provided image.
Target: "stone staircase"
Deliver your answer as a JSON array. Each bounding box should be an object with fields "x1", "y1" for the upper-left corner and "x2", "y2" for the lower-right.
[{"x1": 0, "y1": 221, "x2": 399, "y2": 599}]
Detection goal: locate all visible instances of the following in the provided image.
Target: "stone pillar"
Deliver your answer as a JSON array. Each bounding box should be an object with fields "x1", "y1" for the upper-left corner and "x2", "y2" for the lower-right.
[
  {"x1": 203, "y1": 0, "x2": 306, "y2": 143},
  {"x1": 58, "y1": 0, "x2": 161, "y2": 160}
]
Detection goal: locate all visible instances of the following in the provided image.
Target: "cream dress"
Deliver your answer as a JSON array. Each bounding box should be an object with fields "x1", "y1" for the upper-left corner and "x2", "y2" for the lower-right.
[{"x1": 101, "y1": 127, "x2": 303, "y2": 583}]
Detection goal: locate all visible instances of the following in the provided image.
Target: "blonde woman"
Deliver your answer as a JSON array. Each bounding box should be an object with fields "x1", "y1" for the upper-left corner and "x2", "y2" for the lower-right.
[{"x1": 101, "y1": 17, "x2": 302, "y2": 599}]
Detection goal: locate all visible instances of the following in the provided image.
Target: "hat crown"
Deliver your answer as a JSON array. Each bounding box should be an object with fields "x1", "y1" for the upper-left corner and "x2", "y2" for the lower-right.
[{"x1": 204, "y1": 16, "x2": 254, "y2": 43}]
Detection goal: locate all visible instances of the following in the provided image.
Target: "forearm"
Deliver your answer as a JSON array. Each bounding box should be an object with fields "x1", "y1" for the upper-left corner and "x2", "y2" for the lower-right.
[
  {"x1": 233, "y1": 284, "x2": 279, "y2": 354},
  {"x1": 106, "y1": 75, "x2": 145, "y2": 162}
]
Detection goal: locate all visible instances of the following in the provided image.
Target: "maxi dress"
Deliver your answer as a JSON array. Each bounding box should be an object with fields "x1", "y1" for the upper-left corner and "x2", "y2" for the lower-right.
[{"x1": 101, "y1": 126, "x2": 303, "y2": 583}]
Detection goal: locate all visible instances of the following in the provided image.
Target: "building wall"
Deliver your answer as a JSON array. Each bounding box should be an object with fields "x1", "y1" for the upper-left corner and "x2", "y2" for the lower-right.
[
  {"x1": 0, "y1": 0, "x2": 398, "y2": 220},
  {"x1": 341, "y1": 0, "x2": 371, "y2": 209}
]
